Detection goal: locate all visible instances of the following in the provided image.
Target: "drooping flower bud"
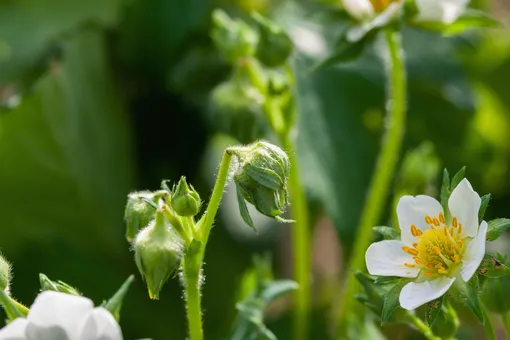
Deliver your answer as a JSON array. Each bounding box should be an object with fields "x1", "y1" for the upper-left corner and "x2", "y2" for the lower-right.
[
  {"x1": 230, "y1": 141, "x2": 291, "y2": 229},
  {"x1": 171, "y1": 176, "x2": 201, "y2": 217},
  {"x1": 210, "y1": 9, "x2": 259, "y2": 62},
  {"x1": 39, "y1": 274, "x2": 81, "y2": 296},
  {"x1": 0, "y1": 255, "x2": 11, "y2": 293},
  {"x1": 134, "y1": 210, "x2": 184, "y2": 299},
  {"x1": 251, "y1": 13, "x2": 293, "y2": 68},
  {"x1": 124, "y1": 190, "x2": 166, "y2": 242}
]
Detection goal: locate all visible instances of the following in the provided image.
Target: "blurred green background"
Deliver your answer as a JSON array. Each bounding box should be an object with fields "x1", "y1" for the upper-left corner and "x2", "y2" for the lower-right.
[{"x1": 1, "y1": 0, "x2": 510, "y2": 339}]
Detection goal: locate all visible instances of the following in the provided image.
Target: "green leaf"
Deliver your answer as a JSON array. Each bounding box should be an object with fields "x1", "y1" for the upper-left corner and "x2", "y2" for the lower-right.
[
  {"x1": 373, "y1": 226, "x2": 400, "y2": 240},
  {"x1": 478, "y1": 254, "x2": 509, "y2": 278},
  {"x1": 411, "y1": 9, "x2": 501, "y2": 35},
  {"x1": 486, "y1": 218, "x2": 510, "y2": 241},
  {"x1": 479, "y1": 194, "x2": 491, "y2": 223},
  {"x1": 381, "y1": 280, "x2": 405, "y2": 325},
  {"x1": 236, "y1": 184, "x2": 257, "y2": 231},
  {"x1": 440, "y1": 169, "x2": 450, "y2": 214},
  {"x1": 450, "y1": 166, "x2": 466, "y2": 191},
  {"x1": 261, "y1": 280, "x2": 298, "y2": 304},
  {"x1": 426, "y1": 296, "x2": 443, "y2": 326},
  {"x1": 103, "y1": 275, "x2": 135, "y2": 322}
]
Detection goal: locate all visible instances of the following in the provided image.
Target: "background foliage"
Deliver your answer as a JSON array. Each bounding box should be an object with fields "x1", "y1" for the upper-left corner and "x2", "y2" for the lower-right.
[{"x1": 0, "y1": 0, "x2": 509, "y2": 338}]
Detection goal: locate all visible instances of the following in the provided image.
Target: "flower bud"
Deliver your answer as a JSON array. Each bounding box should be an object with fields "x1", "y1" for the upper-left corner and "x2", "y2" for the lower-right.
[
  {"x1": 251, "y1": 13, "x2": 293, "y2": 68},
  {"x1": 124, "y1": 190, "x2": 166, "y2": 242},
  {"x1": 134, "y1": 210, "x2": 184, "y2": 299},
  {"x1": 209, "y1": 80, "x2": 266, "y2": 144},
  {"x1": 231, "y1": 141, "x2": 291, "y2": 227},
  {"x1": 39, "y1": 274, "x2": 81, "y2": 296},
  {"x1": 171, "y1": 176, "x2": 201, "y2": 217},
  {"x1": 211, "y1": 9, "x2": 259, "y2": 62},
  {"x1": 0, "y1": 255, "x2": 11, "y2": 293}
]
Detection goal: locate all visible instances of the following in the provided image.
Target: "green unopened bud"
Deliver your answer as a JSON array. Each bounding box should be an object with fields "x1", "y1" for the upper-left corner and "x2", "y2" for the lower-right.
[
  {"x1": 171, "y1": 176, "x2": 201, "y2": 217},
  {"x1": 251, "y1": 12, "x2": 293, "y2": 67},
  {"x1": 209, "y1": 80, "x2": 265, "y2": 144},
  {"x1": 124, "y1": 190, "x2": 166, "y2": 242},
  {"x1": 211, "y1": 9, "x2": 259, "y2": 62},
  {"x1": 230, "y1": 141, "x2": 291, "y2": 229},
  {"x1": 39, "y1": 274, "x2": 81, "y2": 296},
  {"x1": 134, "y1": 210, "x2": 184, "y2": 299},
  {"x1": 0, "y1": 255, "x2": 11, "y2": 293}
]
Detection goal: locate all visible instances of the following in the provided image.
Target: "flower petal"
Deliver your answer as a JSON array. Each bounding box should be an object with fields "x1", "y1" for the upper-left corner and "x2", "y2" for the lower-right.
[
  {"x1": 397, "y1": 195, "x2": 443, "y2": 244},
  {"x1": 399, "y1": 277, "x2": 456, "y2": 310},
  {"x1": 415, "y1": 0, "x2": 468, "y2": 24},
  {"x1": 448, "y1": 178, "x2": 481, "y2": 238},
  {"x1": 78, "y1": 308, "x2": 123, "y2": 340},
  {"x1": 0, "y1": 318, "x2": 28, "y2": 340},
  {"x1": 342, "y1": 0, "x2": 374, "y2": 20},
  {"x1": 27, "y1": 291, "x2": 93, "y2": 339},
  {"x1": 365, "y1": 240, "x2": 420, "y2": 278},
  {"x1": 461, "y1": 221, "x2": 488, "y2": 282},
  {"x1": 25, "y1": 324, "x2": 69, "y2": 340}
]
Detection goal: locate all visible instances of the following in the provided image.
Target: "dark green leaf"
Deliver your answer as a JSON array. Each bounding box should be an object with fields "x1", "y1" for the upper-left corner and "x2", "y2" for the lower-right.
[
  {"x1": 450, "y1": 166, "x2": 466, "y2": 191},
  {"x1": 236, "y1": 184, "x2": 257, "y2": 231},
  {"x1": 479, "y1": 194, "x2": 491, "y2": 223},
  {"x1": 373, "y1": 226, "x2": 400, "y2": 240},
  {"x1": 261, "y1": 280, "x2": 298, "y2": 304},
  {"x1": 381, "y1": 280, "x2": 405, "y2": 325},
  {"x1": 426, "y1": 296, "x2": 443, "y2": 326},
  {"x1": 486, "y1": 218, "x2": 510, "y2": 241},
  {"x1": 440, "y1": 168, "x2": 450, "y2": 213},
  {"x1": 478, "y1": 254, "x2": 509, "y2": 278},
  {"x1": 103, "y1": 275, "x2": 135, "y2": 322}
]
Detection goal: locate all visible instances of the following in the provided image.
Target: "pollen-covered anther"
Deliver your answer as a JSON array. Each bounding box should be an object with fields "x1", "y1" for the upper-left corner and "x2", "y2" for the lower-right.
[
  {"x1": 453, "y1": 254, "x2": 460, "y2": 262},
  {"x1": 458, "y1": 223, "x2": 463, "y2": 234},
  {"x1": 402, "y1": 246, "x2": 418, "y2": 256},
  {"x1": 412, "y1": 242, "x2": 418, "y2": 248},
  {"x1": 433, "y1": 246, "x2": 441, "y2": 255},
  {"x1": 410, "y1": 224, "x2": 422, "y2": 237},
  {"x1": 438, "y1": 267, "x2": 447, "y2": 274},
  {"x1": 404, "y1": 263, "x2": 415, "y2": 268},
  {"x1": 424, "y1": 271, "x2": 434, "y2": 276},
  {"x1": 452, "y1": 216, "x2": 458, "y2": 227},
  {"x1": 413, "y1": 256, "x2": 423, "y2": 264},
  {"x1": 425, "y1": 215, "x2": 433, "y2": 225},
  {"x1": 433, "y1": 217, "x2": 440, "y2": 226},
  {"x1": 458, "y1": 240, "x2": 463, "y2": 248},
  {"x1": 439, "y1": 212, "x2": 445, "y2": 224},
  {"x1": 426, "y1": 263, "x2": 434, "y2": 268}
]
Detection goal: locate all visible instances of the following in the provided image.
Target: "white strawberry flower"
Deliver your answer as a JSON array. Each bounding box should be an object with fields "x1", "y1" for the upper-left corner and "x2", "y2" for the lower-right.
[
  {"x1": 365, "y1": 178, "x2": 487, "y2": 310},
  {"x1": 0, "y1": 291, "x2": 122, "y2": 340},
  {"x1": 414, "y1": 0, "x2": 469, "y2": 24},
  {"x1": 342, "y1": 0, "x2": 402, "y2": 21}
]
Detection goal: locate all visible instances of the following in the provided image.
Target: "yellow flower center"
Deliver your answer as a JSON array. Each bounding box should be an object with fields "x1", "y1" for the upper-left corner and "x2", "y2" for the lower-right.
[
  {"x1": 369, "y1": 0, "x2": 398, "y2": 12},
  {"x1": 402, "y1": 213, "x2": 465, "y2": 277}
]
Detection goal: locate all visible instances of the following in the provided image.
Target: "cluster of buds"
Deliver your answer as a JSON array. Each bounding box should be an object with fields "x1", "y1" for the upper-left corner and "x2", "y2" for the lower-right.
[{"x1": 124, "y1": 177, "x2": 201, "y2": 299}]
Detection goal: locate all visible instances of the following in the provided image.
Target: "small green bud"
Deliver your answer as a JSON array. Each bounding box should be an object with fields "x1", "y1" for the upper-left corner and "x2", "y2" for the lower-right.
[
  {"x1": 251, "y1": 12, "x2": 293, "y2": 67},
  {"x1": 39, "y1": 274, "x2": 81, "y2": 296},
  {"x1": 211, "y1": 9, "x2": 259, "y2": 62},
  {"x1": 134, "y1": 210, "x2": 184, "y2": 299},
  {"x1": 209, "y1": 80, "x2": 266, "y2": 144},
  {"x1": 124, "y1": 190, "x2": 166, "y2": 242},
  {"x1": 231, "y1": 141, "x2": 291, "y2": 228},
  {"x1": 0, "y1": 255, "x2": 11, "y2": 293},
  {"x1": 171, "y1": 176, "x2": 201, "y2": 217}
]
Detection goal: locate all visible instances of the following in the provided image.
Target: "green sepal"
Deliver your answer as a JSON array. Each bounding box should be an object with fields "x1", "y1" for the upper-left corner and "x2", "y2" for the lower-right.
[
  {"x1": 102, "y1": 275, "x2": 135, "y2": 322},
  {"x1": 426, "y1": 296, "x2": 443, "y2": 326},
  {"x1": 478, "y1": 194, "x2": 491, "y2": 223},
  {"x1": 0, "y1": 290, "x2": 24, "y2": 321},
  {"x1": 450, "y1": 166, "x2": 466, "y2": 192},
  {"x1": 236, "y1": 184, "x2": 256, "y2": 231},
  {"x1": 373, "y1": 226, "x2": 400, "y2": 240},
  {"x1": 451, "y1": 275, "x2": 484, "y2": 324},
  {"x1": 440, "y1": 168, "x2": 450, "y2": 214},
  {"x1": 39, "y1": 274, "x2": 81, "y2": 296},
  {"x1": 411, "y1": 9, "x2": 501, "y2": 35},
  {"x1": 478, "y1": 254, "x2": 509, "y2": 278},
  {"x1": 486, "y1": 218, "x2": 510, "y2": 241},
  {"x1": 373, "y1": 276, "x2": 399, "y2": 284},
  {"x1": 381, "y1": 279, "x2": 406, "y2": 325},
  {"x1": 244, "y1": 163, "x2": 282, "y2": 191}
]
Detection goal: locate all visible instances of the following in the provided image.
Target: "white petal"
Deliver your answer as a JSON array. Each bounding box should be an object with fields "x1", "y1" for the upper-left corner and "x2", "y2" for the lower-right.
[
  {"x1": 78, "y1": 308, "x2": 123, "y2": 340},
  {"x1": 461, "y1": 221, "x2": 488, "y2": 282},
  {"x1": 342, "y1": 0, "x2": 374, "y2": 20},
  {"x1": 399, "y1": 277, "x2": 456, "y2": 310},
  {"x1": 397, "y1": 195, "x2": 443, "y2": 244},
  {"x1": 25, "y1": 324, "x2": 69, "y2": 340},
  {"x1": 0, "y1": 318, "x2": 28, "y2": 340},
  {"x1": 27, "y1": 291, "x2": 94, "y2": 339},
  {"x1": 415, "y1": 0, "x2": 468, "y2": 24},
  {"x1": 448, "y1": 178, "x2": 481, "y2": 238},
  {"x1": 365, "y1": 240, "x2": 420, "y2": 278}
]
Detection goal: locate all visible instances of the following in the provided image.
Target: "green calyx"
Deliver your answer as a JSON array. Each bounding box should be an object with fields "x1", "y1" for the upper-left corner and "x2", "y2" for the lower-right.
[
  {"x1": 251, "y1": 12, "x2": 293, "y2": 68},
  {"x1": 39, "y1": 274, "x2": 81, "y2": 296},
  {"x1": 171, "y1": 176, "x2": 201, "y2": 217},
  {"x1": 0, "y1": 255, "x2": 11, "y2": 292},
  {"x1": 124, "y1": 190, "x2": 167, "y2": 242},
  {"x1": 134, "y1": 210, "x2": 184, "y2": 300}
]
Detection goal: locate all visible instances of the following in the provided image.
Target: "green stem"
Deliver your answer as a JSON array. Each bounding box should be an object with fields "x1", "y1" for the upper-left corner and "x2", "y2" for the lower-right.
[
  {"x1": 501, "y1": 312, "x2": 510, "y2": 340},
  {"x1": 407, "y1": 313, "x2": 441, "y2": 340},
  {"x1": 0, "y1": 290, "x2": 25, "y2": 321},
  {"x1": 482, "y1": 304, "x2": 496, "y2": 340},
  {"x1": 337, "y1": 28, "x2": 407, "y2": 332},
  {"x1": 182, "y1": 255, "x2": 203, "y2": 340}
]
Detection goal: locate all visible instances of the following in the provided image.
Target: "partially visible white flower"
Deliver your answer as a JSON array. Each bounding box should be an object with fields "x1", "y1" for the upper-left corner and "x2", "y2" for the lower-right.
[
  {"x1": 343, "y1": 0, "x2": 375, "y2": 20},
  {"x1": 415, "y1": 0, "x2": 469, "y2": 24},
  {"x1": 0, "y1": 291, "x2": 122, "y2": 340},
  {"x1": 365, "y1": 178, "x2": 487, "y2": 310}
]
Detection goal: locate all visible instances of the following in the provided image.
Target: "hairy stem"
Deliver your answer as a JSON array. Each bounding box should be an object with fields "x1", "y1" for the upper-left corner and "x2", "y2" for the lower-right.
[
  {"x1": 482, "y1": 304, "x2": 496, "y2": 340},
  {"x1": 337, "y1": 28, "x2": 407, "y2": 332},
  {"x1": 182, "y1": 255, "x2": 203, "y2": 340},
  {"x1": 407, "y1": 313, "x2": 441, "y2": 340}
]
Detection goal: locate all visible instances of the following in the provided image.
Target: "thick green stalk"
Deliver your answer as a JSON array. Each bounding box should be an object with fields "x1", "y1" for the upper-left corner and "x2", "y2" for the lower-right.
[
  {"x1": 407, "y1": 313, "x2": 441, "y2": 340},
  {"x1": 502, "y1": 312, "x2": 510, "y2": 340},
  {"x1": 337, "y1": 28, "x2": 407, "y2": 332},
  {"x1": 182, "y1": 255, "x2": 203, "y2": 340},
  {"x1": 482, "y1": 305, "x2": 496, "y2": 340}
]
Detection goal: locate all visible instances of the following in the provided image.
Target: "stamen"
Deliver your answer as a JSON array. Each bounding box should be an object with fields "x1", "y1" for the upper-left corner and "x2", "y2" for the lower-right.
[
  {"x1": 433, "y1": 246, "x2": 441, "y2": 255},
  {"x1": 402, "y1": 246, "x2": 418, "y2": 255},
  {"x1": 433, "y1": 217, "x2": 440, "y2": 226},
  {"x1": 435, "y1": 264, "x2": 444, "y2": 269},
  {"x1": 424, "y1": 272, "x2": 434, "y2": 276},
  {"x1": 438, "y1": 268, "x2": 447, "y2": 274},
  {"x1": 413, "y1": 257, "x2": 423, "y2": 264},
  {"x1": 426, "y1": 263, "x2": 434, "y2": 268},
  {"x1": 413, "y1": 243, "x2": 418, "y2": 249},
  {"x1": 443, "y1": 226, "x2": 447, "y2": 235},
  {"x1": 425, "y1": 216, "x2": 433, "y2": 225},
  {"x1": 452, "y1": 217, "x2": 458, "y2": 227},
  {"x1": 458, "y1": 223, "x2": 463, "y2": 234},
  {"x1": 405, "y1": 263, "x2": 415, "y2": 268},
  {"x1": 458, "y1": 240, "x2": 463, "y2": 249},
  {"x1": 453, "y1": 254, "x2": 460, "y2": 262},
  {"x1": 439, "y1": 212, "x2": 445, "y2": 224},
  {"x1": 410, "y1": 224, "x2": 418, "y2": 237}
]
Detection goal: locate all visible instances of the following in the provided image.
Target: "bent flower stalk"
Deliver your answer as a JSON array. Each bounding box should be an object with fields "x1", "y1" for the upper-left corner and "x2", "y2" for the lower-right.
[{"x1": 366, "y1": 178, "x2": 487, "y2": 310}]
